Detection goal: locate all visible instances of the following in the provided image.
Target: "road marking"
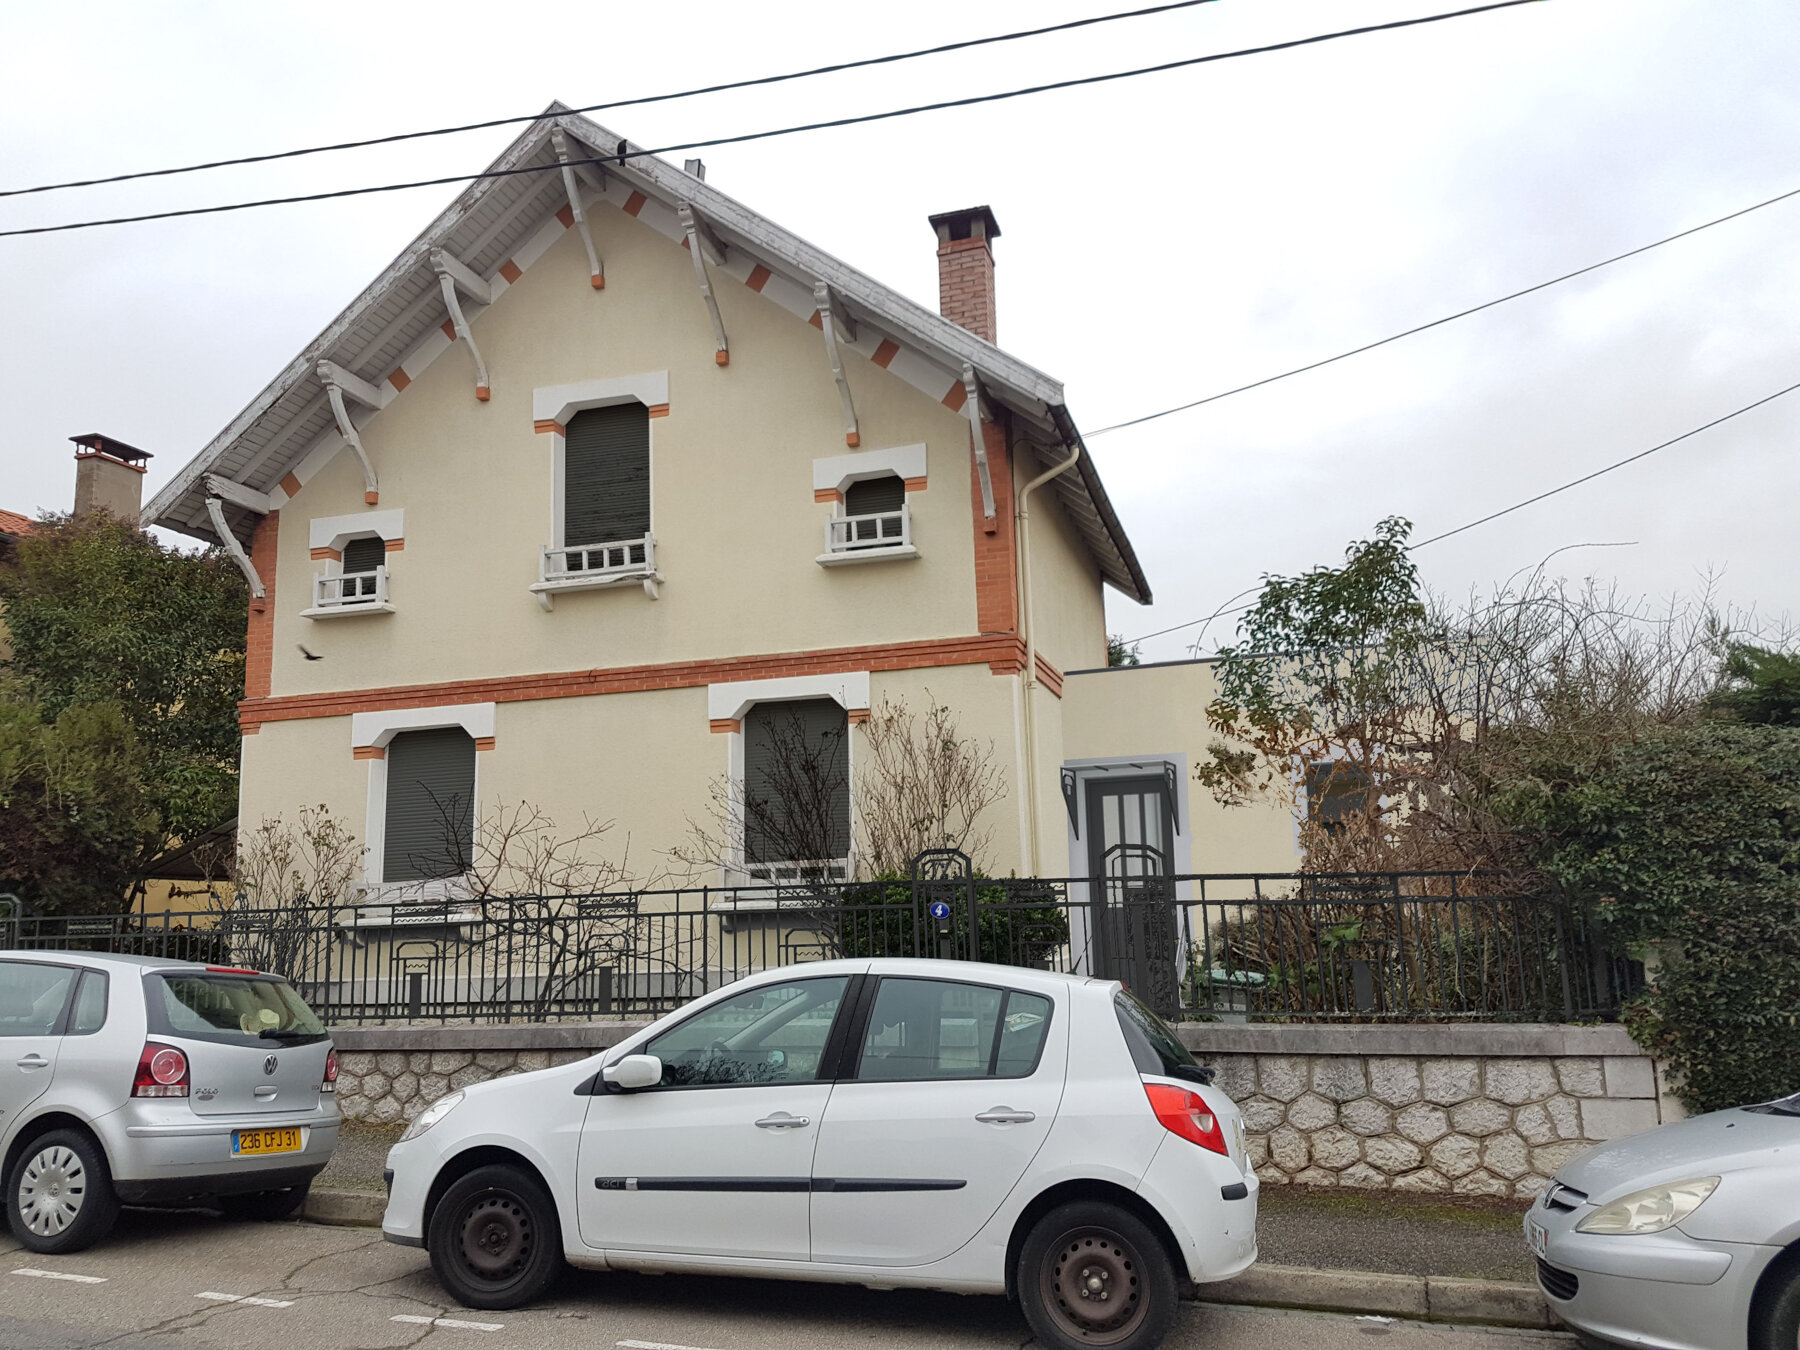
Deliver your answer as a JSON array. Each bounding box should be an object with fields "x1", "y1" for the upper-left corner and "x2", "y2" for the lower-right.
[
  {"x1": 13, "y1": 1268, "x2": 107, "y2": 1284},
  {"x1": 393, "y1": 1314, "x2": 504, "y2": 1331},
  {"x1": 198, "y1": 1291, "x2": 294, "y2": 1308},
  {"x1": 618, "y1": 1341, "x2": 727, "y2": 1350}
]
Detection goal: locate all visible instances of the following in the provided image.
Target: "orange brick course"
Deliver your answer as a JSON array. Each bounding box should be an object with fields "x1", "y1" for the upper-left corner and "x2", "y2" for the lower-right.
[{"x1": 244, "y1": 512, "x2": 279, "y2": 701}]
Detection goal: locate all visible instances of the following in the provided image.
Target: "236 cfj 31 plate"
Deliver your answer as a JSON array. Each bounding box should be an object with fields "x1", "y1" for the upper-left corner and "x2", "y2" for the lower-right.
[{"x1": 232, "y1": 1128, "x2": 302, "y2": 1157}]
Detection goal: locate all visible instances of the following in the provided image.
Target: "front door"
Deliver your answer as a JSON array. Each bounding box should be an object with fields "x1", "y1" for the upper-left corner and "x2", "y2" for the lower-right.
[
  {"x1": 575, "y1": 973, "x2": 852, "y2": 1261},
  {"x1": 1085, "y1": 776, "x2": 1181, "y2": 1015},
  {"x1": 0, "y1": 961, "x2": 77, "y2": 1143},
  {"x1": 809, "y1": 974, "x2": 1065, "y2": 1266}
]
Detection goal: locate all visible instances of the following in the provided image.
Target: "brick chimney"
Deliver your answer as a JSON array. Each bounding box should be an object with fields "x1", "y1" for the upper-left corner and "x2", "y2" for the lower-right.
[
  {"x1": 69, "y1": 433, "x2": 152, "y2": 521},
  {"x1": 930, "y1": 206, "x2": 1001, "y2": 344}
]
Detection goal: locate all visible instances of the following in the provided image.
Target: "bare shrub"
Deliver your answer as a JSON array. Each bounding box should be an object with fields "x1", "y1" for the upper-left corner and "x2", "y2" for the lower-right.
[{"x1": 855, "y1": 694, "x2": 1006, "y2": 877}]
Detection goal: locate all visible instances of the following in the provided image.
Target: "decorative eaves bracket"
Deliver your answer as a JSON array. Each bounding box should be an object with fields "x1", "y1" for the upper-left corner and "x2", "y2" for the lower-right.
[
  {"x1": 678, "y1": 203, "x2": 730, "y2": 367},
  {"x1": 204, "y1": 496, "x2": 265, "y2": 599},
  {"x1": 203, "y1": 474, "x2": 272, "y2": 516},
  {"x1": 813, "y1": 282, "x2": 859, "y2": 448},
  {"x1": 430, "y1": 247, "x2": 493, "y2": 401},
  {"x1": 962, "y1": 363, "x2": 997, "y2": 524},
  {"x1": 317, "y1": 362, "x2": 381, "y2": 505},
  {"x1": 550, "y1": 128, "x2": 604, "y2": 290}
]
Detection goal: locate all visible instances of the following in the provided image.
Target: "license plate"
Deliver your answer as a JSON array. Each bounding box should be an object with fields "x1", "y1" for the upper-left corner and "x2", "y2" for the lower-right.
[
  {"x1": 232, "y1": 1128, "x2": 302, "y2": 1157},
  {"x1": 1527, "y1": 1217, "x2": 1548, "y2": 1258}
]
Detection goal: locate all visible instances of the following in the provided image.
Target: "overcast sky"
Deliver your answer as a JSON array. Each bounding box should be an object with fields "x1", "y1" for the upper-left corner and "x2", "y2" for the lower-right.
[{"x1": 3, "y1": 0, "x2": 1795, "y2": 661}]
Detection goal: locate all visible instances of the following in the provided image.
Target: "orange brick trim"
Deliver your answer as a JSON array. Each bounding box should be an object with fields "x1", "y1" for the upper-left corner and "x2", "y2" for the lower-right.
[
  {"x1": 872, "y1": 339, "x2": 900, "y2": 368},
  {"x1": 1034, "y1": 653, "x2": 1065, "y2": 699},
  {"x1": 903, "y1": 476, "x2": 927, "y2": 493},
  {"x1": 388, "y1": 368, "x2": 411, "y2": 392},
  {"x1": 647, "y1": 404, "x2": 670, "y2": 419},
  {"x1": 846, "y1": 708, "x2": 871, "y2": 725},
  {"x1": 709, "y1": 718, "x2": 742, "y2": 734},
  {"x1": 310, "y1": 547, "x2": 341, "y2": 561},
  {"x1": 942, "y1": 381, "x2": 968, "y2": 412},
  {"x1": 808, "y1": 310, "x2": 823, "y2": 329},
  {"x1": 352, "y1": 746, "x2": 385, "y2": 760},
  {"x1": 499, "y1": 260, "x2": 523, "y2": 284},
  {"x1": 813, "y1": 488, "x2": 842, "y2": 505},
  {"x1": 746, "y1": 264, "x2": 772, "y2": 292},
  {"x1": 244, "y1": 512, "x2": 279, "y2": 702},
  {"x1": 624, "y1": 191, "x2": 648, "y2": 217},
  {"x1": 972, "y1": 416, "x2": 1018, "y2": 634},
  {"x1": 364, "y1": 490, "x2": 381, "y2": 505},
  {"x1": 534, "y1": 419, "x2": 566, "y2": 436},
  {"x1": 384, "y1": 538, "x2": 404, "y2": 553},
  {"x1": 239, "y1": 634, "x2": 1037, "y2": 732},
  {"x1": 441, "y1": 319, "x2": 457, "y2": 341},
  {"x1": 279, "y1": 472, "x2": 302, "y2": 498},
  {"x1": 556, "y1": 204, "x2": 575, "y2": 228},
  {"x1": 474, "y1": 736, "x2": 496, "y2": 751},
  {"x1": 715, "y1": 351, "x2": 730, "y2": 367},
  {"x1": 242, "y1": 723, "x2": 260, "y2": 735}
]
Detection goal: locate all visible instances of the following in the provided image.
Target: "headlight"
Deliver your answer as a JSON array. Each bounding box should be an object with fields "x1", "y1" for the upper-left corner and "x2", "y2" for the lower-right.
[
  {"x1": 399, "y1": 1091, "x2": 464, "y2": 1143},
  {"x1": 1576, "y1": 1177, "x2": 1719, "y2": 1235}
]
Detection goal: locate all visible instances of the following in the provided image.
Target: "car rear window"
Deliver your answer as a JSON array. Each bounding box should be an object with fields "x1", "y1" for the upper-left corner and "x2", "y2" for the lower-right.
[
  {"x1": 146, "y1": 972, "x2": 327, "y2": 1047},
  {"x1": 1114, "y1": 991, "x2": 1213, "y2": 1086}
]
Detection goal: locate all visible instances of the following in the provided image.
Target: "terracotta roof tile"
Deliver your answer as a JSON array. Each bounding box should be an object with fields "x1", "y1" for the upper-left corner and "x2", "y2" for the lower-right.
[{"x1": 0, "y1": 508, "x2": 34, "y2": 537}]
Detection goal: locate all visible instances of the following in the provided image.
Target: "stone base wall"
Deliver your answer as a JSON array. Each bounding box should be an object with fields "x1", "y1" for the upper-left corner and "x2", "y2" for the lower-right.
[{"x1": 328, "y1": 1021, "x2": 1676, "y2": 1195}]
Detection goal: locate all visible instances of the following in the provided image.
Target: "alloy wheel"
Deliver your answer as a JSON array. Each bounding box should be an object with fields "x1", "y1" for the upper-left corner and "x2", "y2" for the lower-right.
[
  {"x1": 1037, "y1": 1224, "x2": 1149, "y2": 1345},
  {"x1": 17, "y1": 1145, "x2": 87, "y2": 1238}
]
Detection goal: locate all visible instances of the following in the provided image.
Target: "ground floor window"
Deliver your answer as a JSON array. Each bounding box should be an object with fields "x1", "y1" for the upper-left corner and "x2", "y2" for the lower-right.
[{"x1": 382, "y1": 727, "x2": 476, "y2": 881}]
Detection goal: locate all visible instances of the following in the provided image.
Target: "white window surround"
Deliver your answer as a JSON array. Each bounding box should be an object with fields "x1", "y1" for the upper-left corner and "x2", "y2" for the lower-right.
[
  {"x1": 811, "y1": 443, "x2": 926, "y2": 495},
  {"x1": 304, "y1": 509, "x2": 404, "y2": 619},
  {"x1": 354, "y1": 703, "x2": 494, "y2": 889},
  {"x1": 533, "y1": 371, "x2": 669, "y2": 428},
  {"x1": 309, "y1": 508, "x2": 405, "y2": 554}
]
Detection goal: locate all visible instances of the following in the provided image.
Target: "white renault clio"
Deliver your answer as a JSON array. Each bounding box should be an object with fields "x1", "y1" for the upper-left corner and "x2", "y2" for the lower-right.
[{"x1": 384, "y1": 959, "x2": 1256, "y2": 1350}]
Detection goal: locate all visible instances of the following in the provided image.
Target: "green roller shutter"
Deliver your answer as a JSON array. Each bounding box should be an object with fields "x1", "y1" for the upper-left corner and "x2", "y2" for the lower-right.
[
  {"x1": 743, "y1": 699, "x2": 849, "y2": 865},
  {"x1": 342, "y1": 535, "x2": 385, "y2": 573},
  {"x1": 844, "y1": 475, "x2": 906, "y2": 546},
  {"x1": 383, "y1": 727, "x2": 476, "y2": 882},
  {"x1": 564, "y1": 404, "x2": 650, "y2": 551}
]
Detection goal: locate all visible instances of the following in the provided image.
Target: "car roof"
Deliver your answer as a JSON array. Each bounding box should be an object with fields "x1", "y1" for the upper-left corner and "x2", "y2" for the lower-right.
[
  {"x1": 0, "y1": 951, "x2": 247, "y2": 975},
  {"x1": 736, "y1": 957, "x2": 1104, "y2": 997}
]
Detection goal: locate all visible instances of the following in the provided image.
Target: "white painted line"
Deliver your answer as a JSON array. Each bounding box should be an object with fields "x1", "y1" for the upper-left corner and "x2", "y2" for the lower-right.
[
  {"x1": 393, "y1": 1314, "x2": 504, "y2": 1331},
  {"x1": 197, "y1": 1291, "x2": 294, "y2": 1308},
  {"x1": 618, "y1": 1341, "x2": 726, "y2": 1350},
  {"x1": 13, "y1": 1268, "x2": 107, "y2": 1284}
]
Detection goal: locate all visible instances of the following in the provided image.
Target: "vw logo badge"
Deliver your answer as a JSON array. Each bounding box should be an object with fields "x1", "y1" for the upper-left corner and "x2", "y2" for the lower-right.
[{"x1": 263, "y1": 1055, "x2": 279, "y2": 1076}]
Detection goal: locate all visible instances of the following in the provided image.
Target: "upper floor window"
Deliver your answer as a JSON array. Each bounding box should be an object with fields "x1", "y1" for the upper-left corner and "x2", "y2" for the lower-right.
[
  {"x1": 539, "y1": 403, "x2": 655, "y2": 596},
  {"x1": 743, "y1": 698, "x2": 850, "y2": 881},
  {"x1": 308, "y1": 530, "x2": 394, "y2": 616},
  {"x1": 382, "y1": 727, "x2": 476, "y2": 883}
]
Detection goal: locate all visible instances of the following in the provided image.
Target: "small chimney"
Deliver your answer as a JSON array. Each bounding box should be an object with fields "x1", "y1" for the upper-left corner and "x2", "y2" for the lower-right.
[
  {"x1": 929, "y1": 205, "x2": 1001, "y2": 344},
  {"x1": 69, "y1": 433, "x2": 152, "y2": 521}
]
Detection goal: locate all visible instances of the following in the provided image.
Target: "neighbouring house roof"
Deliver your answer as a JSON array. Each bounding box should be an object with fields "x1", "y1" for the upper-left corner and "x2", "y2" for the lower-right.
[
  {"x1": 0, "y1": 508, "x2": 34, "y2": 537},
  {"x1": 143, "y1": 103, "x2": 1150, "y2": 604}
]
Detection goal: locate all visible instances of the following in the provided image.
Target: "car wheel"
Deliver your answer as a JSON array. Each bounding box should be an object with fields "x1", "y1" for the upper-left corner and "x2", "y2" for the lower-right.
[
  {"x1": 427, "y1": 1164, "x2": 564, "y2": 1310},
  {"x1": 1752, "y1": 1257, "x2": 1800, "y2": 1350},
  {"x1": 6, "y1": 1129, "x2": 121, "y2": 1255},
  {"x1": 218, "y1": 1183, "x2": 310, "y2": 1222},
  {"x1": 1018, "y1": 1201, "x2": 1179, "y2": 1350}
]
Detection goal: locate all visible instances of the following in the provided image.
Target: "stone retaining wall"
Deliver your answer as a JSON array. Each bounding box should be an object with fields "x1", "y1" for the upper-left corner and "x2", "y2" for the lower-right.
[{"x1": 329, "y1": 1020, "x2": 1677, "y2": 1197}]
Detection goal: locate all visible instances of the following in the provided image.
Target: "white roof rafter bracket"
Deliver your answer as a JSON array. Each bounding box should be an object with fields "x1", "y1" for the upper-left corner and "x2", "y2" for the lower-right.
[
  {"x1": 678, "y1": 203, "x2": 730, "y2": 367},
  {"x1": 203, "y1": 475, "x2": 273, "y2": 516},
  {"x1": 813, "y1": 282, "x2": 860, "y2": 448},
  {"x1": 204, "y1": 496, "x2": 265, "y2": 600},
  {"x1": 962, "y1": 363, "x2": 996, "y2": 524},
  {"x1": 317, "y1": 363, "x2": 382, "y2": 505},
  {"x1": 550, "y1": 128, "x2": 605, "y2": 290},
  {"x1": 315, "y1": 360, "x2": 391, "y2": 412},
  {"x1": 430, "y1": 248, "x2": 493, "y2": 401}
]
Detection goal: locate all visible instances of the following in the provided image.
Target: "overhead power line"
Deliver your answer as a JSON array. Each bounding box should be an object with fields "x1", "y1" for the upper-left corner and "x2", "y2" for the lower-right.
[
  {"x1": 1122, "y1": 374, "x2": 1800, "y2": 645},
  {"x1": 0, "y1": 0, "x2": 1225, "y2": 199},
  {"x1": 0, "y1": 1, "x2": 1546, "y2": 239},
  {"x1": 1087, "y1": 182, "x2": 1800, "y2": 436}
]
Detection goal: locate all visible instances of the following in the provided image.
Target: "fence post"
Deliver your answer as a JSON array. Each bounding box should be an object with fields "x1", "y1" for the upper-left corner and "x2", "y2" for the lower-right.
[{"x1": 1554, "y1": 905, "x2": 1576, "y2": 1020}]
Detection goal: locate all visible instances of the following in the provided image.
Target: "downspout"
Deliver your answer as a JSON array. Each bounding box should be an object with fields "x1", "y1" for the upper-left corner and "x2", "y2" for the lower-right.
[{"x1": 1017, "y1": 430, "x2": 1082, "y2": 874}]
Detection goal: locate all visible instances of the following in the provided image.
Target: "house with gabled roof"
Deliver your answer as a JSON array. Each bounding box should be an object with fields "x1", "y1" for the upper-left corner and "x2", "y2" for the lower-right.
[{"x1": 145, "y1": 104, "x2": 1299, "y2": 899}]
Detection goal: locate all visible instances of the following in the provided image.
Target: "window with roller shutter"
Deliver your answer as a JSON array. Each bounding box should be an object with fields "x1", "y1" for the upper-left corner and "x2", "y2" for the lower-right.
[
  {"x1": 743, "y1": 699, "x2": 849, "y2": 867},
  {"x1": 842, "y1": 474, "x2": 906, "y2": 549},
  {"x1": 338, "y1": 534, "x2": 386, "y2": 604},
  {"x1": 564, "y1": 403, "x2": 650, "y2": 561},
  {"x1": 382, "y1": 727, "x2": 476, "y2": 882}
]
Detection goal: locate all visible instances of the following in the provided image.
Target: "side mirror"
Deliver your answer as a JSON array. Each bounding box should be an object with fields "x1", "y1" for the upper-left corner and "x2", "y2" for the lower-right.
[{"x1": 601, "y1": 1053, "x2": 662, "y2": 1092}]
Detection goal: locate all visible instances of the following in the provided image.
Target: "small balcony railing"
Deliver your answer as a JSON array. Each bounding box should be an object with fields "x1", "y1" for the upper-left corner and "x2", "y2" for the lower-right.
[
  {"x1": 311, "y1": 566, "x2": 388, "y2": 609},
  {"x1": 538, "y1": 534, "x2": 656, "y2": 587},
  {"x1": 825, "y1": 506, "x2": 909, "y2": 555}
]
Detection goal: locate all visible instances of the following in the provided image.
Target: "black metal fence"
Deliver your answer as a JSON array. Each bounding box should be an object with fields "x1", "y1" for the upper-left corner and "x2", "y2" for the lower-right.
[{"x1": 0, "y1": 853, "x2": 1637, "y2": 1026}]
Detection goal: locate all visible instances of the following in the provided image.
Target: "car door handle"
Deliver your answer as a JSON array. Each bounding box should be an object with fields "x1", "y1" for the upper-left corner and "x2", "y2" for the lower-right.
[
  {"x1": 975, "y1": 1108, "x2": 1036, "y2": 1125},
  {"x1": 755, "y1": 1112, "x2": 810, "y2": 1129},
  {"x1": 15, "y1": 1054, "x2": 49, "y2": 1071}
]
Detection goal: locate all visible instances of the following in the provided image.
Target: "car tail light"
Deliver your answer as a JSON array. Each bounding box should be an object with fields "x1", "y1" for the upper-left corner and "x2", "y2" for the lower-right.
[
  {"x1": 321, "y1": 1050, "x2": 338, "y2": 1095},
  {"x1": 133, "y1": 1042, "x2": 190, "y2": 1098},
  {"x1": 1144, "y1": 1081, "x2": 1229, "y2": 1156}
]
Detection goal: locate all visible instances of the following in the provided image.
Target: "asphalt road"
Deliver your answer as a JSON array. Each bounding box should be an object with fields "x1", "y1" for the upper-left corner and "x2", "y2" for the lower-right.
[{"x1": 0, "y1": 1209, "x2": 1574, "y2": 1350}]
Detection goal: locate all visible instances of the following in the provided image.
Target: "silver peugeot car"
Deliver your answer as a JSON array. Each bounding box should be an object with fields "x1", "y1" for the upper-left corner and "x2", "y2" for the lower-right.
[
  {"x1": 1, "y1": 952, "x2": 340, "y2": 1253},
  {"x1": 1525, "y1": 1089, "x2": 1800, "y2": 1350}
]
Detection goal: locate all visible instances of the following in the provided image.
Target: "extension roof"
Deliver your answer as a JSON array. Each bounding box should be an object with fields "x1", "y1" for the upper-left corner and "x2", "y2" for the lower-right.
[
  {"x1": 0, "y1": 508, "x2": 34, "y2": 537},
  {"x1": 144, "y1": 104, "x2": 1149, "y2": 603}
]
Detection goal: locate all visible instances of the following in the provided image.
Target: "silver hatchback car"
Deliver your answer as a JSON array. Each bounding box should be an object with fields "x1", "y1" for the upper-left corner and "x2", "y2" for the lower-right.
[{"x1": 1, "y1": 952, "x2": 341, "y2": 1253}]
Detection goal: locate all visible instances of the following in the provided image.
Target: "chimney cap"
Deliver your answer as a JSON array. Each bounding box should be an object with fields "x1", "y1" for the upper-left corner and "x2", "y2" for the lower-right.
[
  {"x1": 928, "y1": 205, "x2": 1001, "y2": 244},
  {"x1": 69, "y1": 433, "x2": 152, "y2": 464}
]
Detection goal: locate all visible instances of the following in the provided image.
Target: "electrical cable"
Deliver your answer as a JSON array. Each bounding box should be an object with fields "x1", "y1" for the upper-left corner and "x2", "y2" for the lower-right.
[
  {"x1": 0, "y1": 0, "x2": 1226, "y2": 199},
  {"x1": 0, "y1": 0, "x2": 1545, "y2": 239},
  {"x1": 1086, "y1": 182, "x2": 1800, "y2": 437}
]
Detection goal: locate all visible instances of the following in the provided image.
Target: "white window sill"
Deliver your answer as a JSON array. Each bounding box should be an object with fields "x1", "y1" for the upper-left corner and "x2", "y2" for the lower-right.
[
  {"x1": 530, "y1": 571, "x2": 661, "y2": 610},
  {"x1": 343, "y1": 905, "x2": 482, "y2": 929},
  {"x1": 816, "y1": 545, "x2": 920, "y2": 568},
  {"x1": 300, "y1": 602, "x2": 396, "y2": 620}
]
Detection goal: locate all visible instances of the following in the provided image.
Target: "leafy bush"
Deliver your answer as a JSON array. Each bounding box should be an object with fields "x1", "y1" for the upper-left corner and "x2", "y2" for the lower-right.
[{"x1": 832, "y1": 876, "x2": 1070, "y2": 969}]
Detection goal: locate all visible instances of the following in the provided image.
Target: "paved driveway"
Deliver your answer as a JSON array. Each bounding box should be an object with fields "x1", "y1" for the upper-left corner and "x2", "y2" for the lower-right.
[{"x1": 0, "y1": 1209, "x2": 1572, "y2": 1350}]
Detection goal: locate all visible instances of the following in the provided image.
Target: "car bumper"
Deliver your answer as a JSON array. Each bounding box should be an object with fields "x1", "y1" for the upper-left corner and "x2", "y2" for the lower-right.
[
  {"x1": 1136, "y1": 1133, "x2": 1260, "y2": 1284},
  {"x1": 1526, "y1": 1200, "x2": 1779, "y2": 1350},
  {"x1": 104, "y1": 1099, "x2": 339, "y2": 1196},
  {"x1": 381, "y1": 1133, "x2": 432, "y2": 1247}
]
